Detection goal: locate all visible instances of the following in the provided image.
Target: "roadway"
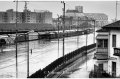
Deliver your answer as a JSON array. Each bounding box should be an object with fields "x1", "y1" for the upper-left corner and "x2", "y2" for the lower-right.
[{"x1": 0, "y1": 33, "x2": 95, "y2": 78}]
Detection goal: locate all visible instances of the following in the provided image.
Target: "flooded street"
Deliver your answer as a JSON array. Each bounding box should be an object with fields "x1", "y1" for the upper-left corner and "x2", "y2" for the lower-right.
[{"x1": 0, "y1": 33, "x2": 94, "y2": 78}]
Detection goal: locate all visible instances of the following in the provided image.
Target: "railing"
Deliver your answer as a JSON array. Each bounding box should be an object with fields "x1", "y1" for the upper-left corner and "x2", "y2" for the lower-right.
[
  {"x1": 97, "y1": 48, "x2": 108, "y2": 53},
  {"x1": 94, "y1": 48, "x2": 108, "y2": 60},
  {"x1": 28, "y1": 43, "x2": 96, "y2": 78}
]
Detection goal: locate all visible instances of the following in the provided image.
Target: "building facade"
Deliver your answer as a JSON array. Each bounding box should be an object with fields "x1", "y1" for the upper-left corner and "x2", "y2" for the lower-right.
[
  {"x1": 65, "y1": 6, "x2": 108, "y2": 28},
  {"x1": 0, "y1": 9, "x2": 52, "y2": 24},
  {"x1": 94, "y1": 20, "x2": 120, "y2": 77}
]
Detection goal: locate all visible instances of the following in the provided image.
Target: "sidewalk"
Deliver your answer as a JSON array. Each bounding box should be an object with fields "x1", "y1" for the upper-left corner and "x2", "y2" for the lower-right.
[
  {"x1": 60, "y1": 51, "x2": 95, "y2": 78},
  {"x1": 68, "y1": 58, "x2": 94, "y2": 78}
]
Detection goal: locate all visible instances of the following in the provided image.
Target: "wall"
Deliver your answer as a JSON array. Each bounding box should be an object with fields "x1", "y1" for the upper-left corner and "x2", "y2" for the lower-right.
[{"x1": 109, "y1": 30, "x2": 120, "y2": 77}]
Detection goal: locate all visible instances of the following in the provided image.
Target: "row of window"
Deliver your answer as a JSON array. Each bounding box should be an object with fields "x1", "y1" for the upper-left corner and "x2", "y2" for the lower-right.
[{"x1": 97, "y1": 34, "x2": 116, "y2": 48}]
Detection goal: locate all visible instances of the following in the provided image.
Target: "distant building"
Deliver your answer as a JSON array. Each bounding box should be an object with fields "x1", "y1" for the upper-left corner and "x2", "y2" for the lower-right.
[
  {"x1": 0, "y1": 9, "x2": 52, "y2": 24},
  {"x1": 22, "y1": 9, "x2": 37, "y2": 23},
  {"x1": 6, "y1": 9, "x2": 23, "y2": 23},
  {"x1": 84, "y1": 13, "x2": 108, "y2": 27},
  {"x1": 65, "y1": 6, "x2": 108, "y2": 28},
  {"x1": 0, "y1": 12, "x2": 7, "y2": 23},
  {"x1": 94, "y1": 20, "x2": 120, "y2": 77},
  {"x1": 75, "y1": 6, "x2": 83, "y2": 13},
  {"x1": 40, "y1": 11, "x2": 52, "y2": 24}
]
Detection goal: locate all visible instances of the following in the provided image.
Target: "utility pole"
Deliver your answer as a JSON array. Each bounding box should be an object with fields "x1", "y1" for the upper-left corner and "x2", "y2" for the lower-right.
[
  {"x1": 57, "y1": 14, "x2": 60, "y2": 58},
  {"x1": 27, "y1": 37, "x2": 29, "y2": 77},
  {"x1": 77, "y1": 17, "x2": 79, "y2": 48},
  {"x1": 115, "y1": 1, "x2": 118, "y2": 21},
  {"x1": 24, "y1": 1, "x2": 30, "y2": 77},
  {"x1": 15, "y1": 0, "x2": 18, "y2": 78},
  {"x1": 86, "y1": 29, "x2": 88, "y2": 70},
  {"x1": 93, "y1": 20, "x2": 95, "y2": 44},
  {"x1": 61, "y1": 1, "x2": 65, "y2": 57}
]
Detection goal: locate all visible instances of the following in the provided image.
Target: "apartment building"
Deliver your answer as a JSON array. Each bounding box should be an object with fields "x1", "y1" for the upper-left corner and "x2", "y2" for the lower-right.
[
  {"x1": 0, "y1": 9, "x2": 52, "y2": 24},
  {"x1": 94, "y1": 20, "x2": 120, "y2": 77},
  {"x1": 0, "y1": 12, "x2": 7, "y2": 23},
  {"x1": 22, "y1": 10, "x2": 37, "y2": 23}
]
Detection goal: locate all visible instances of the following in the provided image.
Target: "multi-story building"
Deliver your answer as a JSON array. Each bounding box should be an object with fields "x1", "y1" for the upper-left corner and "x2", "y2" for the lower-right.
[
  {"x1": 6, "y1": 9, "x2": 23, "y2": 23},
  {"x1": 65, "y1": 6, "x2": 108, "y2": 28},
  {"x1": 41, "y1": 11, "x2": 52, "y2": 24},
  {"x1": 94, "y1": 20, "x2": 120, "y2": 77},
  {"x1": 75, "y1": 6, "x2": 83, "y2": 13},
  {"x1": 0, "y1": 12, "x2": 8, "y2": 23},
  {"x1": 84, "y1": 13, "x2": 108, "y2": 27},
  {"x1": 22, "y1": 9, "x2": 37, "y2": 23},
  {"x1": 0, "y1": 9, "x2": 52, "y2": 24}
]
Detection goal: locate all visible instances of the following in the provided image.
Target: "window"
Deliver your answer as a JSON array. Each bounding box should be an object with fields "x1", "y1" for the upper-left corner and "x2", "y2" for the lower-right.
[
  {"x1": 112, "y1": 35, "x2": 116, "y2": 47},
  {"x1": 99, "y1": 64, "x2": 103, "y2": 71},
  {"x1": 98, "y1": 39, "x2": 103, "y2": 48},
  {"x1": 97, "y1": 39, "x2": 108, "y2": 48},
  {"x1": 104, "y1": 39, "x2": 108, "y2": 47}
]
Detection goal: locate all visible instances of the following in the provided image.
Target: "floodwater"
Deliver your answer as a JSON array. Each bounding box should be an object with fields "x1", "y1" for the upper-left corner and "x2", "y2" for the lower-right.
[{"x1": 0, "y1": 33, "x2": 95, "y2": 78}]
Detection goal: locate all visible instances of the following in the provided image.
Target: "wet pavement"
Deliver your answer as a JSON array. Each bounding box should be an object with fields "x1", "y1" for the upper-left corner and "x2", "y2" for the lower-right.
[{"x1": 0, "y1": 33, "x2": 95, "y2": 78}]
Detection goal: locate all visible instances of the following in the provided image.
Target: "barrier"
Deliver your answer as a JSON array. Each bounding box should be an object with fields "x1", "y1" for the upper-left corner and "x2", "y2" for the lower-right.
[{"x1": 28, "y1": 43, "x2": 96, "y2": 78}]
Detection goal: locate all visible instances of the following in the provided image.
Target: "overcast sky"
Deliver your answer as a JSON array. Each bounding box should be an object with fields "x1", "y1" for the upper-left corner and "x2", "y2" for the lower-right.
[{"x1": 0, "y1": 0, "x2": 119, "y2": 21}]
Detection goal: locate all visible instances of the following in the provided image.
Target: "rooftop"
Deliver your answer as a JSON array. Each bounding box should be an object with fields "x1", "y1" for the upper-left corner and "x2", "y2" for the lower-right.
[
  {"x1": 97, "y1": 20, "x2": 120, "y2": 32},
  {"x1": 84, "y1": 13, "x2": 108, "y2": 20},
  {"x1": 96, "y1": 28, "x2": 108, "y2": 32},
  {"x1": 66, "y1": 10, "x2": 79, "y2": 13},
  {"x1": 103, "y1": 20, "x2": 120, "y2": 29}
]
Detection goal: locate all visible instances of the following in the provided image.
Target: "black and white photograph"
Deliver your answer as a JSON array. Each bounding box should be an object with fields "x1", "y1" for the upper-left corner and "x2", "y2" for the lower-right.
[{"x1": 0, "y1": 0, "x2": 120, "y2": 78}]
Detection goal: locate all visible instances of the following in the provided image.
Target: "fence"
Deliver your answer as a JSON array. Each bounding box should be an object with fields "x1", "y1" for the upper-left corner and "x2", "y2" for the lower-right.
[{"x1": 28, "y1": 43, "x2": 96, "y2": 78}]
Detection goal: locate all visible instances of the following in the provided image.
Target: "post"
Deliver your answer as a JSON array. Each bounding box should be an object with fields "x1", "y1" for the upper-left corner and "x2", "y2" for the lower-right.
[
  {"x1": 77, "y1": 17, "x2": 79, "y2": 48},
  {"x1": 61, "y1": 1, "x2": 65, "y2": 56},
  {"x1": 86, "y1": 30, "x2": 88, "y2": 70},
  {"x1": 15, "y1": 0, "x2": 18, "y2": 78},
  {"x1": 115, "y1": 1, "x2": 118, "y2": 21},
  {"x1": 25, "y1": 1, "x2": 30, "y2": 77},
  {"x1": 57, "y1": 15, "x2": 60, "y2": 58},
  {"x1": 93, "y1": 20, "x2": 95, "y2": 44},
  {"x1": 27, "y1": 37, "x2": 29, "y2": 77}
]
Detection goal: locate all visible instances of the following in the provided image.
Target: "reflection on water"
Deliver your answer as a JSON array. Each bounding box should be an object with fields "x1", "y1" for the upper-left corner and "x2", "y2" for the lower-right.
[{"x1": 0, "y1": 33, "x2": 94, "y2": 78}]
